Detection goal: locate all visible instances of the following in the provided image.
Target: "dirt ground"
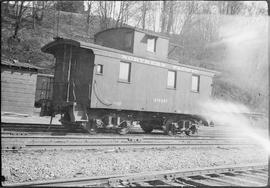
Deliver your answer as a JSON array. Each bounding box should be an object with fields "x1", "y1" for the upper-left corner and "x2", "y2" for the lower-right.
[
  {"x1": 2, "y1": 145, "x2": 268, "y2": 184},
  {"x1": 1, "y1": 113, "x2": 269, "y2": 184}
]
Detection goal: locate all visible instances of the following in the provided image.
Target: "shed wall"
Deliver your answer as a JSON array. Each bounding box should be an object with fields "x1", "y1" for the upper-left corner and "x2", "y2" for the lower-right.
[{"x1": 1, "y1": 67, "x2": 37, "y2": 115}]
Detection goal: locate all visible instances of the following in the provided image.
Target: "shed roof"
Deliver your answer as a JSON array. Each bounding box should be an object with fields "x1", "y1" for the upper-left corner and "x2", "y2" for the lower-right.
[{"x1": 1, "y1": 58, "x2": 41, "y2": 71}]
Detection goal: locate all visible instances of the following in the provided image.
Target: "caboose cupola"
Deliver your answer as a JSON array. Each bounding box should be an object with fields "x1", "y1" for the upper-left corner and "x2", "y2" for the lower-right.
[{"x1": 94, "y1": 27, "x2": 169, "y2": 61}]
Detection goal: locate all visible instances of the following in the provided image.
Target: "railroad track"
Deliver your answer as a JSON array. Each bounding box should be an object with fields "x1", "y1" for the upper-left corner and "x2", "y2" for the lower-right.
[
  {"x1": 1, "y1": 122, "x2": 240, "y2": 137},
  {"x1": 1, "y1": 122, "x2": 86, "y2": 133},
  {"x1": 2, "y1": 122, "x2": 256, "y2": 151},
  {"x1": 3, "y1": 163, "x2": 268, "y2": 187},
  {"x1": 2, "y1": 134, "x2": 254, "y2": 151}
]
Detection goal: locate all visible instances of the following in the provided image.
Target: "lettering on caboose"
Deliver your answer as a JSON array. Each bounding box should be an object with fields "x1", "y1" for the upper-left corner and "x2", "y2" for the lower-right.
[
  {"x1": 121, "y1": 54, "x2": 201, "y2": 74},
  {"x1": 153, "y1": 98, "x2": 168, "y2": 104}
]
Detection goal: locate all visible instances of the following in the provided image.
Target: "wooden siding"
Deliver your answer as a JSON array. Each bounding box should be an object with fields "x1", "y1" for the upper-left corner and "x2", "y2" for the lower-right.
[
  {"x1": 52, "y1": 45, "x2": 94, "y2": 107},
  {"x1": 52, "y1": 45, "x2": 70, "y2": 105},
  {"x1": 71, "y1": 48, "x2": 94, "y2": 105},
  {"x1": 90, "y1": 54, "x2": 213, "y2": 115},
  {"x1": 1, "y1": 68, "x2": 37, "y2": 115},
  {"x1": 94, "y1": 28, "x2": 169, "y2": 61},
  {"x1": 42, "y1": 38, "x2": 217, "y2": 116},
  {"x1": 133, "y1": 31, "x2": 169, "y2": 61}
]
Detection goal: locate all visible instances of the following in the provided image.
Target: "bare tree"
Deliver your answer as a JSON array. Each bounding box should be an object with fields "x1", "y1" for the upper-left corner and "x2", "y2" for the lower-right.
[
  {"x1": 166, "y1": 1, "x2": 174, "y2": 34},
  {"x1": 217, "y1": 1, "x2": 243, "y2": 15},
  {"x1": 178, "y1": 1, "x2": 198, "y2": 37},
  {"x1": 115, "y1": 1, "x2": 125, "y2": 27},
  {"x1": 122, "y1": 2, "x2": 130, "y2": 26},
  {"x1": 32, "y1": 1, "x2": 54, "y2": 30},
  {"x1": 160, "y1": 0, "x2": 168, "y2": 33},
  {"x1": 2, "y1": 1, "x2": 11, "y2": 15},
  {"x1": 141, "y1": 1, "x2": 150, "y2": 29},
  {"x1": 97, "y1": 1, "x2": 115, "y2": 30},
  {"x1": 85, "y1": 1, "x2": 93, "y2": 33},
  {"x1": 12, "y1": 1, "x2": 29, "y2": 40}
]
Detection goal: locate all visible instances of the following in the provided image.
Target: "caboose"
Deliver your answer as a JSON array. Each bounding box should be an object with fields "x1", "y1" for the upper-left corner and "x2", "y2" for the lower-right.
[{"x1": 41, "y1": 27, "x2": 218, "y2": 135}]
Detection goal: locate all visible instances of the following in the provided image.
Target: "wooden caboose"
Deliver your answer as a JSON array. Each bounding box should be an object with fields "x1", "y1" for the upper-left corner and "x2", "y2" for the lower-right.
[{"x1": 41, "y1": 27, "x2": 218, "y2": 135}]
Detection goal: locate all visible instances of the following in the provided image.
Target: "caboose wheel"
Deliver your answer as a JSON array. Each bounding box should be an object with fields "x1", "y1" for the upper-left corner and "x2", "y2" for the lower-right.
[
  {"x1": 117, "y1": 121, "x2": 131, "y2": 135},
  {"x1": 190, "y1": 124, "x2": 198, "y2": 135},
  {"x1": 164, "y1": 121, "x2": 177, "y2": 136},
  {"x1": 185, "y1": 130, "x2": 191, "y2": 136},
  {"x1": 140, "y1": 121, "x2": 154, "y2": 133},
  {"x1": 81, "y1": 119, "x2": 98, "y2": 134}
]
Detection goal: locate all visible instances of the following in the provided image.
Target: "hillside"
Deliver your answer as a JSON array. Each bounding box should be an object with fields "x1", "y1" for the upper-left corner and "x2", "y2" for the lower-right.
[{"x1": 1, "y1": 7, "x2": 268, "y2": 114}]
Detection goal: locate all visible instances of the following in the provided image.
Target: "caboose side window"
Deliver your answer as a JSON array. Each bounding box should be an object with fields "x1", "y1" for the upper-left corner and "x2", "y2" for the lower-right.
[
  {"x1": 119, "y1": 62, "x2": 131, "y2": 82},
  {"x1": 147, "y1": 37, "x2": 156, "y2": 52},
  {"x1": 96, "y1": 64, "x2": 103, "y2": 74},
  {"x1": 191, "y1": 75, "x2": 200, "y2": 92},
  {"x1": 167, "y1": 70, "x2": 176, "y2": 89}
]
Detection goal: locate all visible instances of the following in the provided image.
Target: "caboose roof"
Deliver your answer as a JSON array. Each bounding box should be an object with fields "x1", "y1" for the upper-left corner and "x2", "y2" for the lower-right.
[
  {"x1": 94, "y1": 26, "x2": 170, "y2": 40},
  {"x1": 42, "y1": 38, "x2": 219, "y2": 77}
]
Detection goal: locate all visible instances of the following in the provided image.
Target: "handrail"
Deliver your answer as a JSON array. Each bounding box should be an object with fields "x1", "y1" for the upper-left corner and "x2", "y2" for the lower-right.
[
  {"x1": 93, "y1": 80, "x2": 112, "y2": 106},
  {"x1": 88, "y1": 82, "x2": 91, "y2": 101},
  {"x1": 72, "y1": 81, "x2": 77, "y2": 101}
]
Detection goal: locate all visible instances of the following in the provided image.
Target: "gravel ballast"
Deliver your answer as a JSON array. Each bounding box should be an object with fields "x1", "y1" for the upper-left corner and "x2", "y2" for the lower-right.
[{"x1": 2, "y1": 145, "x2": 267, "y2": 184}]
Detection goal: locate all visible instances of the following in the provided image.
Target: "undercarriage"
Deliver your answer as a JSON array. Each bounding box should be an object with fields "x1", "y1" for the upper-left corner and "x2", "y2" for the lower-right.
[{"x1": 57, "y1": 103, "x2": 208, "y2": 135}]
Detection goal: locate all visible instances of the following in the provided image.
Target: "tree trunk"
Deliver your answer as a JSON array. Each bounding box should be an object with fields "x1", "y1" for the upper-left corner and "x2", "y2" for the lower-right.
[
  {"x1": 123, "y1": 2, "x2": 129, "y2": 26},
  {"x1": 38, "y1": 1, "x2": 45, "y2": 23},
  {"x1": 13, "y1": 1, "x2": 25, "y2": 39},
  {"x1": 32, "y1": 1, "x2": 36, "y2": 30},
  {"x1": 3, "y1": 1, "x2": 10, "y2": 15},
  {"x1": 166, "y1": 1, "x2": 174, "y2": 34},
  {"x1": 141, "y1": 1, "x2": 147, "y2": 29},
  {"x1": 161, "y1": 0, "x2": 167, "y2": 33},
  {"x1": 120, "y1": 2, "x2": 126, "y2": 26},
  {"x1": 86, "y1": 1, "x2": 92, "y2": 33},
  {"x1": 115, "y1": 1, "x2": 123, "y2": 27}
]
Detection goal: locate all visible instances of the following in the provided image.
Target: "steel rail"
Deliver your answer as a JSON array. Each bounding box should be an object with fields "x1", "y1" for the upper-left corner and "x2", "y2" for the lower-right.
[
  {"x1": 2, "y1": 130, "x2": 239, "y2": 138},
  {"x1": 1, "y1": 122, "x2": 239, "y2": 139},
  {"x1": 3, "y1": 163, "x2": 267, "y2": 187},
  {"x1": 1, "y1": 134, "x2": 248, "y2": 140},
  {"x1": 2, "y1": 135, "x2": 253, "y2": 151}
]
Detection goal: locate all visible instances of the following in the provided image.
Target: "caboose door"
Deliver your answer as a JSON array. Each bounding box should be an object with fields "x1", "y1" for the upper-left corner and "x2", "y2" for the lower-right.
[{"x1": 69, "y1": 48, "x2": 94, "y2": 106}]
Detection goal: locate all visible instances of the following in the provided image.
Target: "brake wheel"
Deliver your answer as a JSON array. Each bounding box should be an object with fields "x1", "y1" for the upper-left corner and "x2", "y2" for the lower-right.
[{"x1": 140, "y1": 121, "x2": 154, "y2": 133}]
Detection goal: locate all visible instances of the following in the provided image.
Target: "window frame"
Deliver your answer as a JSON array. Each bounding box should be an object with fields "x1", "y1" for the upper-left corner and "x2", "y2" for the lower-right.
[
  {"x1": 191, "y1": 74, "x2": 200, "y2": 93},
  {"x1": 118, "y1": 61, "x2": 131, "y2": 83},
  {"x1": 167, "y1": 70, "x2": 177, "y2": 89},
  {"x1": 146, "y1": 36, "x2": 157, "y2": 53},
  {"x1": 95, "y1": 64, "x2": 104, "y2": 75}
]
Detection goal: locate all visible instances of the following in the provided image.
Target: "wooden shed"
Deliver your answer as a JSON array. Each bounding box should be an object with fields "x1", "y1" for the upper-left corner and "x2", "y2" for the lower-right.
[{"x1": 1, "y1": 58, "x2": 40, "y2": 116}]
